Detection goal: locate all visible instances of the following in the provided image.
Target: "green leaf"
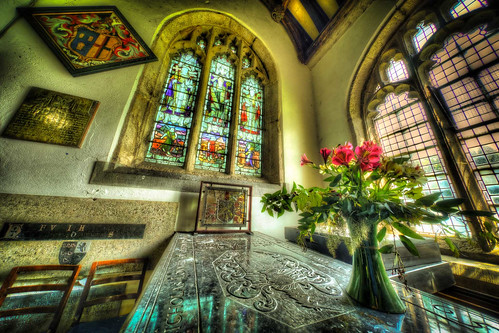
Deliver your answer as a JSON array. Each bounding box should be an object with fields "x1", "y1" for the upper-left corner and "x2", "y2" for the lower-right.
[
  {"x1": 392, "y1": 156, "x2": 411, "y2": 164},
  {"x1": 330, "y1": 174, "x2": 342, "y2": 187},
  {"x1": 392, "y1": 222, "x2": 424, "y2": 240},
  {"x1": 267, "y1": 208, "x2": 274, "y2": 217},
  {"x1": 378, "y1": 244, "x2": 394, "y2": 254},
  {"x1": 261, "y1": 204, "x2": 267, "y2": 213},
  {"x1": 484, "y1": 221, "x2": 494, "y2": 233},
  {"x1": 421, "y1": 213, "x2": 445, "y2": 223},
  {"x1": 435, "y1": 198, "x2": 464, "y2": 208},
  {"x1": 399, "y1": 235, "x2": 420, "y2": 257},
  {"x1": 444, "y1": 237, "x2": 459, "y2": 257},
  {"x1": 377, "y1": 227, "x2": 387, "y2": 243},
  {"x1": 415, "y1": 192, "x2": 442, "y2": 206}
]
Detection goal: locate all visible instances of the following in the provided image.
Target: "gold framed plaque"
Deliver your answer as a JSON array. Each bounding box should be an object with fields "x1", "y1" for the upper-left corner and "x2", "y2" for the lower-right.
[{"x1": 2, "y1": 87, "x2": 99, "y2": 147}]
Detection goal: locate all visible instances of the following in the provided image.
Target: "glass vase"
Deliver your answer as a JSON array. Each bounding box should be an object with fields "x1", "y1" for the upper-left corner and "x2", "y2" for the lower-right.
[{"x1": 346, "y1": 220, "x2": 406, "y2": 313}]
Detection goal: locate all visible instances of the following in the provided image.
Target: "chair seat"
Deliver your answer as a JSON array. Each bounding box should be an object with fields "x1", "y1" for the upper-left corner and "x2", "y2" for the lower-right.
[{"x1": 68, "y1": 315, "x2": 128, "y2": 333}]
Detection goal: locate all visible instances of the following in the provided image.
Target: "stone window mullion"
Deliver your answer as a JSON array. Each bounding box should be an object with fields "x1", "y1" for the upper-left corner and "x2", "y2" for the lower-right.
[
  {"x1": 185, "y1": 31, "x2": 217, "y2": 172},
  {"x1": 226, "y1": 43, "x2": 243, "y2": 175}
]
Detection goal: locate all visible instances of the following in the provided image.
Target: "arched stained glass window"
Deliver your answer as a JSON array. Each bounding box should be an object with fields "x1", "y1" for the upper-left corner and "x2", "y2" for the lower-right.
[
  {"x1": 146, "y1": 51, "x2": 202, "y2": 166},
  {"x1": 450, "y1": 0, "x2": 488, "y2": 18},
  {"x1": 195, "y1": 54, "x2": 235, "y2": 172},
  {"x1": 236, "y1": 75, "x2": 263, "y2": 176},
  {"x1": 429, "y1": 24, "x2": 499, "y2": 214},
  {"x1": 387, "y1": 59, "x2": 410, "y2": 82},
  {"x1": 412, "y1": 21, "x2": 437, "y2": 52},
  {"x1": 373, "y1": 92, "x2": 470, "y2": 235}
]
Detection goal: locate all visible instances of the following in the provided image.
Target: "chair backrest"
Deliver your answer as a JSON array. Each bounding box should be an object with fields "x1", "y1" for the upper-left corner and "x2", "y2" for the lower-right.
[
  {"x1": 72, "y1": 258, "x2": 148, "y2": 326},
  {"x1": 0, "y1": 265, "x2": 81, "y2": 333}
]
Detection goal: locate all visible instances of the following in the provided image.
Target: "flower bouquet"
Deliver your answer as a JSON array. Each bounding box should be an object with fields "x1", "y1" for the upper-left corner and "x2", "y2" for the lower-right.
[{"x1": 261, "y1": 141, "x2": 498, "y2": 313}]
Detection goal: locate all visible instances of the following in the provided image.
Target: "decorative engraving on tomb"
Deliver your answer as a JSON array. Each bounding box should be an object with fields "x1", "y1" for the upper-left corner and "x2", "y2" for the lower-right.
[
  {"x1": 213, "y1": 250, "x2": 352, "y2": 328},
  {"x1": 0, "y1": 222, "x2": 145, "y2": 240},
  {"x1": 2, "y1": 87, "x2": 99, "y2": 147}
]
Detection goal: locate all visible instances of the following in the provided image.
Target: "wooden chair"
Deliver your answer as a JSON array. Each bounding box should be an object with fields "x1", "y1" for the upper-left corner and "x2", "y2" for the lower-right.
[
  {"x1": 0, "y1": 265, "x2": 81, "y2": 333},
  {"x1": 71, "y1": 258, "x2": 148, "y2": 331}
]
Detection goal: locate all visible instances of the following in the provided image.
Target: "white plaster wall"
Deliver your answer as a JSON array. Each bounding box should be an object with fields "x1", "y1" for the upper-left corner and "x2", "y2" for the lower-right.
[
  {"x1": 311, "y1": 0, "x2": 395, "y2": 148},
  {"x1": 0, "y1": 0, "x2": 321, "y2": 239}
]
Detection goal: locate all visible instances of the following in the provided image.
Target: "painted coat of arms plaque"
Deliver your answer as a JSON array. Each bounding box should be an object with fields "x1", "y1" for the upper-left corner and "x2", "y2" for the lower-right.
[{"x1": 18, "y1": 6, "x2": 157, "y2": 76}]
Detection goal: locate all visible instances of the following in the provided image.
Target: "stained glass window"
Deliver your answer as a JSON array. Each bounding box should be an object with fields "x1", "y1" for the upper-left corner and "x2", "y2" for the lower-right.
[
  {"x1": 197, "y1": 38, "x2": 206, "y2": 51},
  {"x1": 450, "y1": 0, "x2": 488, "y2": 18},
  {"x1": 236, "y1": 75, "x2": 263, "y2": 176},
  {"x1": 242, "y1": 57, "x2": 250, "y2": 69},
  {"x1": 412, "y1": 21, "x2": 437, "y2": 53},
  {"x1": 429, "y1": 25, "x2": 499, "y2": 214},
  {"x1": 374, "y1": 92, "x2": 471, "y2": 236},
  {"x1": 387, "y1": 59, "x2": 409, "y2": 82},
  {"x1": 195, "y1": 54, "x2": 235, "y2": 172},
  {"x1": 146, "y1": 51, "x2": 202, "y2": 166}
]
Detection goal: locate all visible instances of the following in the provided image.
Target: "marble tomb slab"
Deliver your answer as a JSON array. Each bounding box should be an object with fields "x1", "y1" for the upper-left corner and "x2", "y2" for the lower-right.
[{"x1": 122, "y1": 232, "x2": 499, "y2": 332}]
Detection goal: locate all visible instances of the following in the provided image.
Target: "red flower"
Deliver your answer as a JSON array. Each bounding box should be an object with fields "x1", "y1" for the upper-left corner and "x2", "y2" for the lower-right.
[
  {"x1": 300, "y1": 154, "x2": 313, "y2": 166},
  {"x1": 331, "y1": 143, "x2": 354, "y2": 166},
  {"x1": 320, "y1": 148, "x2": 333, "y2": 164},
  {"x1": 355, "y1": 141, "x2": 382, "y2": 171}
]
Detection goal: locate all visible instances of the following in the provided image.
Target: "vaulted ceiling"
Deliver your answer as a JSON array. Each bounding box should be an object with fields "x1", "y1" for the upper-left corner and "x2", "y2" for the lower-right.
[{"x1": 260, "y1": 0, "x2": 350, "y2": 63}]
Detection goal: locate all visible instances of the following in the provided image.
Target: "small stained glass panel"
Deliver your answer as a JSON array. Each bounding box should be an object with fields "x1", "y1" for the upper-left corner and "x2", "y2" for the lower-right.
[
  {"x1": 146, "y1": 51, "x2": 202, "y2": 166},
  {"x1": 196, "y1": 54, "x2": 235, "y2": 172},
  {"x1": 195, "y1": 182, "x2": 252, "y2": 233}
]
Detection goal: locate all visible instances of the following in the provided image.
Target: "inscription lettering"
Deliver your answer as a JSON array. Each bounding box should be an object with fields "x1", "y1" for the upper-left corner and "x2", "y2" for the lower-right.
[{"x1": 0, "y1": 223, "x2": 145, "y2": 240}]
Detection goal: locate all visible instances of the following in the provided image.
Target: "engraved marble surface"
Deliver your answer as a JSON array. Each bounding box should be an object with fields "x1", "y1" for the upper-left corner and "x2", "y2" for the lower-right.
[{"x1": 122, "y1": 232, "x2": 499, "y2": 333}]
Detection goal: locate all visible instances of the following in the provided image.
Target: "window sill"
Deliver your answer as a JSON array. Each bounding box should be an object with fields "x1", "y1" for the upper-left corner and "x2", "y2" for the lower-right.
[{"x1": 89, "y1": 161, "x2": 282, "y2": 196}]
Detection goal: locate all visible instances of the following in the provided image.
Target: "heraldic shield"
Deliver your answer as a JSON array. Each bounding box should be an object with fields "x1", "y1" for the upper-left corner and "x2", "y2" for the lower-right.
[{"x1": 59, "y1": 241, "x2": 89, "y2": 265}]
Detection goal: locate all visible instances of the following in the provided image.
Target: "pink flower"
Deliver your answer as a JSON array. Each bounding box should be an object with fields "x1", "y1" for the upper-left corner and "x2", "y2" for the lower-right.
[
  {"x1": 355, "y1": 141, "x2": 382, "y2": 171},
  {"x1": 300, "y1": 154, "x2": 313, "y2": 166},
  {"x1": 331, "y1": 143, "x2": 354, "y2": 166},
  {"x1": 320, "y1": 148, "x2": 332, "y2": 164}
]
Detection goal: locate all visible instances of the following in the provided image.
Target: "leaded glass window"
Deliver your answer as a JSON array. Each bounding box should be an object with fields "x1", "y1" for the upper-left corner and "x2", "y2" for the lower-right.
[
  {"x1": 450, "y1": 0, "x2": 488, "y2": 18},
  {"x1": 236, "y1": 75, "x2": 263, "y2": 176},
  {"x1": 429, "y1": 25, "x2": 499, "y2": 214},
  {"x1": 412, "y1": 21, "x2": 437, "y2": 53},
  {"x1": 195, "y1": 54, "x2": 236, "y2": 172},
  {"x1": 373, "y1": 92, "x2": 470, "y2": 236},
  {"x1": 387, "y1": 59, "x2": 410, "y2": 82},
  {"x1": 146, "y1": 51, "x2": 202, "y2": 166},
  {"x1": 362, "y1": 0, "x2": 497, "y2": 241}
]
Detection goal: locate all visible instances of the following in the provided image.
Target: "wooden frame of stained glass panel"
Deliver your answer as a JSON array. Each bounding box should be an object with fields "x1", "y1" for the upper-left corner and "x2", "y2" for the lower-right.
[{"x1": 195, "y1": 181, "x2": 252, "y2": 233}]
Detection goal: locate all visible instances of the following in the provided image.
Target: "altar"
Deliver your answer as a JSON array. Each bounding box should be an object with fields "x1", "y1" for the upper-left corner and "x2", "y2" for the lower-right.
[{"x1": 122, "y1": 232, "x2": 498, "y2": 332}]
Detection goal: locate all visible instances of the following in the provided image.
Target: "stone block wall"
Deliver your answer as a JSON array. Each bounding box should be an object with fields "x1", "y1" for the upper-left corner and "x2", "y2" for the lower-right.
[{"x1": 0, "y1": 193, "x2": 178, "y2": 281}]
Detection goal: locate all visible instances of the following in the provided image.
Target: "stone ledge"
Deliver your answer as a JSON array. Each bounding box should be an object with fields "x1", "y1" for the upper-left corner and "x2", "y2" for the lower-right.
[{"x1": 89, "y1": 161, "x2": 281, "y2": 197}]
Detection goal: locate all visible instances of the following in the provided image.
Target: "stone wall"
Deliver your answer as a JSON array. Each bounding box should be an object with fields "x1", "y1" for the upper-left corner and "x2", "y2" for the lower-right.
[{"x1": 0, "y1": 193, "x2": 178, "y2": 280}]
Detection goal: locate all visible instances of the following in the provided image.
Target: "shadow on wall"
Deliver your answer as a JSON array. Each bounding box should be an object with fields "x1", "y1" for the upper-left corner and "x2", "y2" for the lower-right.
[{"x1": 176, "y1": 191, "x2": 199, "y2": 232}]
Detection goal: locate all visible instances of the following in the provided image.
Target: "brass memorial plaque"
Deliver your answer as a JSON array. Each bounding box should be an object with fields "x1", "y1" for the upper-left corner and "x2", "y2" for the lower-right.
[{"x1": 2, "y1": 87, "x2": 99, "y2": 147}]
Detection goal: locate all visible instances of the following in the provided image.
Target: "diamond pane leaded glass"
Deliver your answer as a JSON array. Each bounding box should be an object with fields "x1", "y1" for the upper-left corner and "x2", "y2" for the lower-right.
[
  {"x1": 429, "y1": 25, "x2": 499, "y2": 215},
  {"x1": 450, "y1": 0, "x2": 488, "y2": 18},
  {"x1": 236, "y1": 75, "x2": 263, "y2": 176},
  {"x1": 195, "y1": 54, "x2": 235, "y2": 172},
  {"x1": 146, "y1": 51, "x2": 202, "y2": 166},
  {"x1": 374, "y1": 92, "x2": 470, "y2": 236}
]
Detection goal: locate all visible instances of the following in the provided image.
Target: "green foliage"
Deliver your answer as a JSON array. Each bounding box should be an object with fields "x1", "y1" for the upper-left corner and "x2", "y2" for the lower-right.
[{"x1": 261, "y1": 148, "x2": 499, "y2": 256}]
